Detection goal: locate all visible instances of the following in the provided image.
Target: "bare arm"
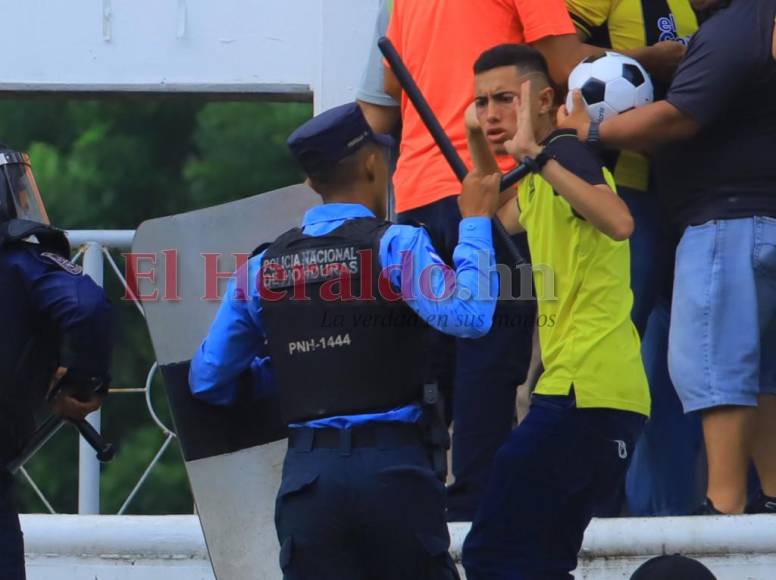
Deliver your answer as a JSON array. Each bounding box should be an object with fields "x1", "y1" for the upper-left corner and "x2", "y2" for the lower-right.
[
  {"x1": 558, "y1": 91, "x2": 701, "y2": 152},
  {"x1": 384, "y1": 67, "x2": 402, "y2": 103},
  {"x1": 540, "y1": 163, "x2": 633, "y2": 241},
  {"x1": 772, "y1": 16, "x2": 776, "y2": 60},
  {"x1": 357, "y1": 100, "x2": 400, "y2": 134},
  {"x1": 621, "y1": 42, "x2": 687, "y2": 84},
  {"x1": 531, "y1": 34, "x2": 603, "y2": 88},
  {"x1": 572, "y1": 23, "x2": 686, "y2": 84}
]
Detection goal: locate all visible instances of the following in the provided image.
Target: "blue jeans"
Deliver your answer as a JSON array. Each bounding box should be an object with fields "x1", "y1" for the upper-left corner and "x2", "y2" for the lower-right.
[
  {"x1": 619, "y1": 188, "x2": 703, "y2": 516},
  {"x1": 397, "y1": 196, "x2": 535, "y2": 522},
  {"x1": 669, "y1": 217, "x2": 776, "y2": 412},
  {"x1": 625, "y1": 301, "x2": 704, "y2": 515},
  {"x1": 462, "y1": 393, "x2": 644, "y2": 579},
  {"x1": 0, "y1": 475, "x2": 25, "y2": 580}
]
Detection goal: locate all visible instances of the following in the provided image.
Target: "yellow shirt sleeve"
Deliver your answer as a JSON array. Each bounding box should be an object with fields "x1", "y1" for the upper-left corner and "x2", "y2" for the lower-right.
[{"x1": 565, "y1": 0, "x2": 613, "y2": 39}]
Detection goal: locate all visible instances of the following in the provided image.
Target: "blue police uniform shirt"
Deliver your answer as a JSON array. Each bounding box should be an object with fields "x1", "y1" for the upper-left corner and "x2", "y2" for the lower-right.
[
  {"x1": 0, "y1": 243, "x2": 113, "y2": 388},
  {"x1": 189, "y1": 203, "x2": 498, "y2": 428}
]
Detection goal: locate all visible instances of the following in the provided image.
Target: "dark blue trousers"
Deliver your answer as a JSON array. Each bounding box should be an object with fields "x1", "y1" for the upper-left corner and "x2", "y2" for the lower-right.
[
  {"x1": 462, "y1": 394, "x2": 644, "y2": 580},
  {"x1": 397, "y1": 196, "x2": 535, "y2": 521},
  {"x1": 275, "y1": 425, "x2": 460, "y2": 580},
  {"x1": 0, "y1": 475, "x2": 25, "y2": 580}
]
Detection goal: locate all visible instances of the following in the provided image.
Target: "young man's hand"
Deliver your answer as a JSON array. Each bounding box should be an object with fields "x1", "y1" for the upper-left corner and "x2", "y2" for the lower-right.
[
  {"x1": 458, "y1": 170, "x2": 503, "y2": 218},
  {"x1": 504, "y1": 81, "x2": 543, "y2": 161},
  {"x1": 557, "y1": 90, "x2": 591, "y2": 141}
]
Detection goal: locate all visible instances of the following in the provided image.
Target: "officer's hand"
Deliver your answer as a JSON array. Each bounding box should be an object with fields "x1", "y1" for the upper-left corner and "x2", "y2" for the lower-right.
[
  {"x1": 47, "y1": 367, "x2": 69, "y2": 398},
  {"x1": 458, "y1": 170, "x2": 503, "y2": 218},
  {"x1": 464, "y1": 102, "x2": 482, "y2": 134},
  {"x1": 48, "y1": 367, "x2": 105, "y2": 421},
  {"x1": 51, "y1": 393, "x2": 104, "y2": 421}
]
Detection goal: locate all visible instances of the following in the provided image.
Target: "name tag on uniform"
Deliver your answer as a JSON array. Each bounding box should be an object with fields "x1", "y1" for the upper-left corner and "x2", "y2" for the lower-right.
[{"x1": 262, "y1": 246, "x2": 362, "y2": 290}]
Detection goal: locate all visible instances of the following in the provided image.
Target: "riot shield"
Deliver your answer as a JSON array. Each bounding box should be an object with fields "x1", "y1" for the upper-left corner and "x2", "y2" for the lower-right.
[{"x1": 132, "y1": 184, "x2": 320, "y2": 580}]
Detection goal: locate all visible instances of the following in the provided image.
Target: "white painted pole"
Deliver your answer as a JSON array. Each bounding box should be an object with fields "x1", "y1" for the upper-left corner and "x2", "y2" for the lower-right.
[
  {"x1": 66, "y1": 230, "x2": 134, "y2": 250},
  {"x1": 78, "y1": 241, "x2": 104, "y2": 515}
]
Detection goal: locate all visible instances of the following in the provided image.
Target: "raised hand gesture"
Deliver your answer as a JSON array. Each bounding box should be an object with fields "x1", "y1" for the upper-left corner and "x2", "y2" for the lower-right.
[{"x1": 504, "y1": 81, "x2": 542, "y2": 161}]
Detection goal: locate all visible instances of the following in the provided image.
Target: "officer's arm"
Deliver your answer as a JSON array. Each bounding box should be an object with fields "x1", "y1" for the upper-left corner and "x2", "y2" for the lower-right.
[
  {"x1": 189, "y1": 258, "x2": 274, "y2": 406},
  {"x1": 379, "y1": 222, "x2": 497, "y2": 339},
  {"x1": 26, "y1": 250, "x2": 114, "y2": 388}
]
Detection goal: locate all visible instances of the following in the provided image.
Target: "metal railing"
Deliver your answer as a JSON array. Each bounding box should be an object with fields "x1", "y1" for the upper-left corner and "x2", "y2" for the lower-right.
[{"x1": 18, "y1": 229, "x2": 178, "y2": 516}]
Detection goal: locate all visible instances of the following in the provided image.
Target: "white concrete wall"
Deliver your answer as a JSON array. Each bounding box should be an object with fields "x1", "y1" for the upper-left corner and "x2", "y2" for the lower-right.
[
  {"x1": 21, "y1": 514, "x2": 776, "y2": 580},
  {"x1": 22, "y1": 515, "x2": 214, "y2": 580},
  {"x1": 13, "y1": 0, "x2": 380, "y2": 111}
]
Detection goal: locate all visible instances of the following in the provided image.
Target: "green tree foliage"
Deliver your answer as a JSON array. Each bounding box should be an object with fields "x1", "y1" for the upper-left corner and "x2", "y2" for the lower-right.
[{"x1": 1, "y1": 97, "x2": 311, "y2": 514}]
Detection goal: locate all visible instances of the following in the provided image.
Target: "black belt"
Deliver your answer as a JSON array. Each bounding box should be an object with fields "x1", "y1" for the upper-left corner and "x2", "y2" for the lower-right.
[{"x1": 288, "y1": 422, "x2": 423, "y2": 453}]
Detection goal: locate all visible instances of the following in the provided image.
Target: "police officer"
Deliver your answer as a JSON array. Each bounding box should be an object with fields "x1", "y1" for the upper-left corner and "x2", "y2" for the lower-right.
[
  {"x1": 0, "y1": 146, "x2": 113, "y2": 579},
  {"x1": 189, "y1": 103, "x2": 501, "y2": 580}
]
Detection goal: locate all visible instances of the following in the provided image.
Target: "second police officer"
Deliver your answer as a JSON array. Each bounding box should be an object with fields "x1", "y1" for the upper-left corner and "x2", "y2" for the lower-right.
[
  {"x1": 0, "y1": 146, "x2": 114, "y2": 579},
  {"x1": 189, "y1": 103, "x2": 502, "y2": 579}
]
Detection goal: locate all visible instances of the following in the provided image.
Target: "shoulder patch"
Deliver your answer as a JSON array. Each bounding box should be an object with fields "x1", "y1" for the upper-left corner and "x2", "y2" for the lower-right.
[{"x1": 41, "y1": 252, "x2": 83, "y2": 275}]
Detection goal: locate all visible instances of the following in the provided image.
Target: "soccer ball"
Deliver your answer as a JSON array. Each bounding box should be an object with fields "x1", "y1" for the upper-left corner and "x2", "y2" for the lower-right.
[{"x1": 566, "y1": 52, "x2": 654, "y2": 122}]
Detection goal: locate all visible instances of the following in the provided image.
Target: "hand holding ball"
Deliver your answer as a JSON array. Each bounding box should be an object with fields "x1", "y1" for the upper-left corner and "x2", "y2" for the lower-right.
[{"x1": 566, "y1": 52, "x2": 654, "y2": 122}]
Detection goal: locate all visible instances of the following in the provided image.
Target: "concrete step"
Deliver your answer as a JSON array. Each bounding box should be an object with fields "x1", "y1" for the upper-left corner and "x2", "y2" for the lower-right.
[{"x1": 20, "y1": 514, "x2": 776, "y2": 579}]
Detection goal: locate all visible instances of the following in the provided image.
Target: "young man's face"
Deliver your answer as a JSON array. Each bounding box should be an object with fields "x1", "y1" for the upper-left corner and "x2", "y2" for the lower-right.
[{"x1": 473, "y1": 65, "x2": 551, "y2": 157}]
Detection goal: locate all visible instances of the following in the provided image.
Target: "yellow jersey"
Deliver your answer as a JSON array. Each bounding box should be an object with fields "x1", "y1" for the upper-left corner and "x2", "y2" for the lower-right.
[
  {"x1": 565, "y1": 0, "x2": 699, "y2": 192},
  {"x1": 518, "y1": 132, "x2": 650, "y2": 416}
]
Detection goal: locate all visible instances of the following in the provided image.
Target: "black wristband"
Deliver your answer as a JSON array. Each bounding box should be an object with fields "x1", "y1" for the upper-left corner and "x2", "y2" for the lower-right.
[
  {"x1": 521, "y1": 155, "x2": 540, "y2": 173},
  {"x1": 534, "y1": 151, "x2": 552, "y2": 171},
  {"x1": 521, "y1": 151, "x2": 552, "y2": 174}
]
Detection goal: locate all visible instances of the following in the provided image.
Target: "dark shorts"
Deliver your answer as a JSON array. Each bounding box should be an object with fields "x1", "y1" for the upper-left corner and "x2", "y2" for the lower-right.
[
  {"x1": 0, "y1": 474, "x2": 25, "y2": 580},
  {"x1": 462, "y1": 394, "x2": 645, "y2": 580},
  {"x1": 275, "y1": 424, "x2": 459, "y2": 580}
]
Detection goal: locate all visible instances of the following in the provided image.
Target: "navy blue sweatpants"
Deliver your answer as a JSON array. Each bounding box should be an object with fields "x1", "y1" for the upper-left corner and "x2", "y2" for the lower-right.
[{"x1": 463, "y1": 394, "x2": 644, "y2": 580}]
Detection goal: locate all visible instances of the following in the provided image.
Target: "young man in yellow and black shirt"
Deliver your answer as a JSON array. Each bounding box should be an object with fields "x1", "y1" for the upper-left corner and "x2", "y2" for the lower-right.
[{"x1": 461, "y1": 44, "x2": 649, "y2": 579}]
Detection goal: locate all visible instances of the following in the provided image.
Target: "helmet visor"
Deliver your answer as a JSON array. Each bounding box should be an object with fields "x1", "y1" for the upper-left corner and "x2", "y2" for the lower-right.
[{"x1": 2, "y1": 153, "x2": 48, "y2": 225}]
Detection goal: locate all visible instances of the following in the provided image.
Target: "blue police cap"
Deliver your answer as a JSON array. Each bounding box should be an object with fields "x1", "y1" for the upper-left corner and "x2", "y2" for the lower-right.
[{"x1": 287, "y1": 102, "x2": 395, "y2": 175}]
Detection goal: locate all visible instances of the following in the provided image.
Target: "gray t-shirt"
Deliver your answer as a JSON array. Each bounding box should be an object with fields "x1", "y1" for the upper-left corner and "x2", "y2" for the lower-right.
[
  {"x1": 657, "y1": 0, "x2": 776, "y2": 228},
  {"x1": 356, "y1": 0, "x2": 398, "y2": 107}
]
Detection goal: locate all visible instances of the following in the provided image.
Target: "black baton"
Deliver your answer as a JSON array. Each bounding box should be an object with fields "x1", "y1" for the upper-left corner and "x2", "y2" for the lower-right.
[
  {"x1": 74, "y1": 419, "x2": 116, "y2": 463},
  {"x1": 378, "y1": 37, "x2": 531, "y2": 266},
  {"x1": 6, "y1": 416, "x2": 116, "y2": 474}
]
